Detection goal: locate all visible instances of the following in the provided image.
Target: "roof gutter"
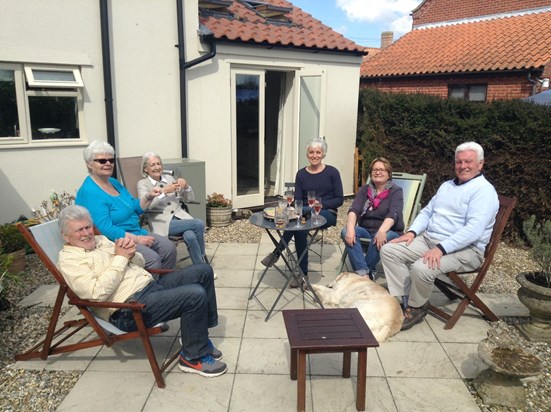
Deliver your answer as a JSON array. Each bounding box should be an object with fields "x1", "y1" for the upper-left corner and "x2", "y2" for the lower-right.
[
  {"x1": 99, "y1": 0, "x2": 116, "y2": 158},
  {"x1": 176, "y1": 0, "x2": 216, "y2": 158}
]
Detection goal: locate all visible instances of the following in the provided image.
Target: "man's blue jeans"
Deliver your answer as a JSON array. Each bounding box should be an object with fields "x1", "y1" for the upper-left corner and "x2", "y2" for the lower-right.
[
  {"x1": 341, "y1": 226, "x2": 400, "y2": 273},
  {"x1": 169, "y1": 217, "x2": 206, "y2": 264},
  {"x1": 109, "y1": 263, "x2": 217, "y2": 360}
]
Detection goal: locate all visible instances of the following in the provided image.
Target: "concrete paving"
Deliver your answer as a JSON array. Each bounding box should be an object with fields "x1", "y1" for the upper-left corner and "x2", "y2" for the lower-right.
[{"x1": 15, "y1": 233, "x2": 528, "y2": 412}]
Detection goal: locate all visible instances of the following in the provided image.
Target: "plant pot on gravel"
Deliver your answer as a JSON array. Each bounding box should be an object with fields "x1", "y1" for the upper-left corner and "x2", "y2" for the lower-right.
[
  {"x1": 206, "y1": 193, "x2": 232, "y2": 228},
  {"x1": 515, "y1": 216, "x2": 551, "y2": 342},
  {"x1": 0, "y1": 223, "x2": 28, "y2": 274}
]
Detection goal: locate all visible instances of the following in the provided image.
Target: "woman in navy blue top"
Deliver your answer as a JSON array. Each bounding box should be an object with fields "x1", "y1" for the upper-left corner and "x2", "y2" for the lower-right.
[{"x1": 261, "y1": 137, "x2": 343, "y2": 285}]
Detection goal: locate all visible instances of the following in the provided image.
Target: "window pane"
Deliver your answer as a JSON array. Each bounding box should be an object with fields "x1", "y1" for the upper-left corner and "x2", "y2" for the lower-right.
[
  {"x1": 298, "y1": 76, "x2": 321, "y2": 169},
  {"x1": 449, "y1": 87, "x2": 465, "y2": 99},
  {"x1": 235, "y1": 74, "x2": 260, "y2": 196},
  {"x1": 0, "y1": 69, "x2": 19, "y2": 137},
  {"x1": 28, "y1": 96, "x2": 80, "y2": 139},
  {"x1": 33, "y1": 69, "x2": 76, "y2": 82},
  {"x1": 468, "y1": 85, "x2": 487, "y2": 102}
]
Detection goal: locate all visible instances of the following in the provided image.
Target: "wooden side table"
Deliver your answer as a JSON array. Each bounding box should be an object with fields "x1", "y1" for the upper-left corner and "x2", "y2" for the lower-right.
[{"x1": 282, "y1": 308, "x2": 379, "y2": 412}]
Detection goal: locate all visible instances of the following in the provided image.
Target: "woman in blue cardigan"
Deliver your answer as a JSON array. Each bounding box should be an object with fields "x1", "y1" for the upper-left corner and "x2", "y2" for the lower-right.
[{"x1": 75, "y1": 140, "x2": 176, "y2": 270}]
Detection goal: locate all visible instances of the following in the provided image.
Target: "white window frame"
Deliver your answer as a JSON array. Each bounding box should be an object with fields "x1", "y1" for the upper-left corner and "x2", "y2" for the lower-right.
[
  {"x1": 0, "y1": 62, "x2": 86, "y2": 147},
  {"x1": 24, "y1": 65, "x2": 84, "y2": 88}
]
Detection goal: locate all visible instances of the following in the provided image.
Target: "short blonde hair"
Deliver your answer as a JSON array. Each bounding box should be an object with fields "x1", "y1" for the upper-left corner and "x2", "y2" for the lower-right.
[{"x1": 369, "y1": 157, "x2": 393, "y2": 178}]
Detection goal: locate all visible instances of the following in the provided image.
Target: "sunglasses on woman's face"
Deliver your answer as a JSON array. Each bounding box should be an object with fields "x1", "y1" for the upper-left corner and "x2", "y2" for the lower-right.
[{"x1": 93, "y1": 158, "x2": 115, "y2": 165}]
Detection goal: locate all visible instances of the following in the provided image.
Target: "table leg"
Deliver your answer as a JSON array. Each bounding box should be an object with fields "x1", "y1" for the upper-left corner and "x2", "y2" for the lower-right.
[
  {"x1": 290, "y1": 348, "x2": 297, "y2": 380},
  {"x1": 356, "y1": 349, "x2": 367, "y2": 411},
  {"x1": 297, "y1": 351, "x2": 307, "y2": 412},
  {"x1": 342, "y1": 350, "x2": 351, "y2": 378}
]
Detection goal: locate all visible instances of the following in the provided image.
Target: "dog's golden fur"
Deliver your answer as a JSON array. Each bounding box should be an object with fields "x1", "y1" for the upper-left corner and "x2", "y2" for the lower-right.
[{"x1": 311, "y1": 272, "x2": 403, "y2": 343}]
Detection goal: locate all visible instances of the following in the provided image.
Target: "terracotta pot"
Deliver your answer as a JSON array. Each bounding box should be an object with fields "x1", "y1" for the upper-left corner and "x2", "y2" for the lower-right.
[
  {"x1": 206, "y1": 206, "x2": 232, "y2": 228},
  {"x1": 516, "y1": 272, "x2": 551, "y2": 342},
  {"x1": 8, "y1": 248, "x2": 26, "y2": 274}
]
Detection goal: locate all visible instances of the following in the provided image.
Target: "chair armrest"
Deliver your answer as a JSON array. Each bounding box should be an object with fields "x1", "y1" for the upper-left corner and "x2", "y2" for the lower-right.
[{"x1": 69, "y1": 298, "x2": 146, "y2": 310}]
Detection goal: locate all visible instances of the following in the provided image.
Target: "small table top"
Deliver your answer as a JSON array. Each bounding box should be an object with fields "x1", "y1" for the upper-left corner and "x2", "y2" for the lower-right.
[
  {"x1": 283, "y1": 308, "x2": 379, "y2": 350},
  {"x1": 249, "y1": 212, "x2": 326, "y2": 232}
]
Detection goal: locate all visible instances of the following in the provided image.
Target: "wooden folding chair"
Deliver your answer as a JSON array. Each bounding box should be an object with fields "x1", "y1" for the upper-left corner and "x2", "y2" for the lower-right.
[
  {"x1": 339, "y1": 172, "x2": 427, "y2": 272},
  {"x1": 428, "y1": 195, "x2": 517, "y2": 329},
  {"x1": 15, "y1": 220, "x2": 178, "y2": 388}
]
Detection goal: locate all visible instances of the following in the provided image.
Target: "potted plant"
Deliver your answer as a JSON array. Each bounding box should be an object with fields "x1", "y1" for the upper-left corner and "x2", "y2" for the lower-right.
[
  {"x1": 206, "y1": 192, "x2": 233, "y2": 227},
  {"x1": 0, "y1": 247, "x2": 18, "y2": 311},
  {"x1": 0, "y1": 223, "x2": 28, "y2": 274},
  {"x1": 516, "y1": 216, "x2": 551, "y2": 342}
]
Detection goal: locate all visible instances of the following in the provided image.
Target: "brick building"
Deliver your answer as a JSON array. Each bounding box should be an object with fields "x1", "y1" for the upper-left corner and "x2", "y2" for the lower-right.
[{"x1": 360, "y1": 0, "x2": 551, "y2": 101}]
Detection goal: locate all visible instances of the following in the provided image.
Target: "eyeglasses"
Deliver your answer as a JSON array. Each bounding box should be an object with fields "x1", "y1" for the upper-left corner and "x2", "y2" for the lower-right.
[
  {"x1": 93, "y1": 158, "x2": 115, "y2": 165},
  {"x1": 372, "y1": 168, "x2": 387, "y2": 173}
]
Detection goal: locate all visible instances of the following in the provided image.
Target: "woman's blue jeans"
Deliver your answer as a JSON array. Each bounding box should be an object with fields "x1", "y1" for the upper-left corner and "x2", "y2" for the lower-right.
[
  {"x1": 340, "y1": 226, "x2": 400, "y2": 273},
  {"x1": 169, "y1": 217, "x2": 206, "y2": 264},
  {"x1": 109, "y1": 263, "x2": 217, "y2": 360},
  {"x1": 279, "y1": 209, "x2": 337, "y2": 275}
]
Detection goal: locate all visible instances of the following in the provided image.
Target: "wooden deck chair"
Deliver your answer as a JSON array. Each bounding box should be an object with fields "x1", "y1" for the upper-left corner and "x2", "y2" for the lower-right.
[
  {"x1": 116, "y1": 156, "x2": 208, "y2": 264},
  {"x1": 15, "y1": 220, "x2": 177, "y2": 388},
  {"x1": 428, "y1": 195, "x2": 517, "y2": 329},
  {"x1": 339, "y1": 172, "x2": 427, "y2": 272}
]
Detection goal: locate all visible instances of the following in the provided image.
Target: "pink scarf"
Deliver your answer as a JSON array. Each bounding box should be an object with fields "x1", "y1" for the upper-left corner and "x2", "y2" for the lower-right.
[{"x1": 363, "y1": 182, "x2": 392, "y2": 213}]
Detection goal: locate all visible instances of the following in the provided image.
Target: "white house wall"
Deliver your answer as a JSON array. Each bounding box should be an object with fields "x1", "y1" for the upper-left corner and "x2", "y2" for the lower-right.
[{"x1": 185, "y1": 43, "x2": 361, "y2": 199}]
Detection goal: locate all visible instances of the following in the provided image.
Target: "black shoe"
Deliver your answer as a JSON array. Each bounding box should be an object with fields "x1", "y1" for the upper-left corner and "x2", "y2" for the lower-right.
[
  {"x1": 261, "y1": 251, "x2": 280, "y2": 267},
  {"x1": 400, "y1": 302, "x2": 429, "y2": 331}
]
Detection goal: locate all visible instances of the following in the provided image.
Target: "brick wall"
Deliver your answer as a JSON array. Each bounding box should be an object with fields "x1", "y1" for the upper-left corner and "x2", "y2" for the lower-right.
[
  {"x1": 360, "y1": 73, "x2": 539, "y2": 101},
  {"x1": 413, "y1": 0, "x2": 551, "y2": 27}
]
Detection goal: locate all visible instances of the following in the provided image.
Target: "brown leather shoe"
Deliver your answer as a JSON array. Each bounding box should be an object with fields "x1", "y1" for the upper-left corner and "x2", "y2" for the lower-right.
[{"x1": 400, "y1": 302, "x2": 429, "y2": 331}]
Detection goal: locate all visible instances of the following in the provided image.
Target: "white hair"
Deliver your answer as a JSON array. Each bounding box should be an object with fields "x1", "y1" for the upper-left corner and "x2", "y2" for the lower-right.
[
  {"x1": 455, "y1": 141, "x2": 484, "y2": 161},
  {"x1": 141, "y1": 152, "x2": 162, "y2": 177},
  {"x1": 307, "y1": 137, "x2": 328, "y2": 158}
]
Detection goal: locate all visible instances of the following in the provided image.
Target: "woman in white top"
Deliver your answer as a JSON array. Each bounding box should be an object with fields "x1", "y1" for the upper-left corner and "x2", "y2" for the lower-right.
[{"x1": 137, "y1": 152, "x2": 207, "y2": 265}]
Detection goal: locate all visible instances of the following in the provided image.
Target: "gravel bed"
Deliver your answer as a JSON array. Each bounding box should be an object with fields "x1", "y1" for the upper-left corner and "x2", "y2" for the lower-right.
[{"x1": 1, "y1": 199, "x2": 548, "y2": 411}]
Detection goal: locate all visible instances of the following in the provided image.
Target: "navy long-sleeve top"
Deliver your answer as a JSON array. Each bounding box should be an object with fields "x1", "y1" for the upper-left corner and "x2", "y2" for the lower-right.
[{"x1": 294, "y1": 165, "x2": 344, "y2": 212}]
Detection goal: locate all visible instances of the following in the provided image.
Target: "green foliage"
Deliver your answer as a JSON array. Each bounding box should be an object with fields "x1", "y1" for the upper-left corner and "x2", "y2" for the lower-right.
[
  {"x1": 0, "y1": 223, "x2": 27, "y2": 253},
  {"x1": 357, "y1": 89, "x2": 551, "y2": 237},
  {"x1": 206, "y1": 192, "x2": 232, "y2": 208},
  {"x1": 523, "y1": 216, "x2": 551, "y2": 286}
]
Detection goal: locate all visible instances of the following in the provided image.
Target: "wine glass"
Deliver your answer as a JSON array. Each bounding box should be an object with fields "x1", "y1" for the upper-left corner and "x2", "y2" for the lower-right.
[
  {"x1": 285, "y1": 189, "x2": 294, "y2": 208},
  {"x1": 313, "y1": 197, "x2": 322, "y2": 224},
  {"x1": 294, "y1": 199, "x2": 303, "y2": 227},
  {"x1": 307, "y1": 190, "x2": 316, "y2": 208}
]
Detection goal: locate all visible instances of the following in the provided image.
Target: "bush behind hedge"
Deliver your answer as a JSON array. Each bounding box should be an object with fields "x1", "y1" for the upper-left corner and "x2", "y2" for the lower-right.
[{"x1": 357, "y1": 89, "x2": 551, "y2": 238}]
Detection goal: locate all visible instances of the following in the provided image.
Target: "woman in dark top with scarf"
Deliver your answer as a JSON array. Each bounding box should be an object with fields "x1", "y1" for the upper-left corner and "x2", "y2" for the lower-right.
[{"x1": 341, "y1": 157, "x2": 404, "y2": 279}]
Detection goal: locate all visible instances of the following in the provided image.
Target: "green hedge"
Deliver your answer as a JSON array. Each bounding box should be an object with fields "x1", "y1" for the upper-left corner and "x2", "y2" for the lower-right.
[{"x1": 357, "y1": 89, "x2": 551, "y2": 238}]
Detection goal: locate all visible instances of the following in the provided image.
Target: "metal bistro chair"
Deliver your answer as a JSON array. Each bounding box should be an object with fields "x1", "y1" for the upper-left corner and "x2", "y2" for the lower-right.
[
  {"x1": 117, "y1": 156, "x2": 207, "y2": 264},
  {"x1": 339, "y1": 172, "x2": 427, "y2": 273}
]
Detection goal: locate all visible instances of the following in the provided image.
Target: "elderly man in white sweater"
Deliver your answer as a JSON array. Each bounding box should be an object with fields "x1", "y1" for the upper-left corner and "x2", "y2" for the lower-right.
[{"x1": 380, "y1": 141, "x2": 499, "y2": 331}]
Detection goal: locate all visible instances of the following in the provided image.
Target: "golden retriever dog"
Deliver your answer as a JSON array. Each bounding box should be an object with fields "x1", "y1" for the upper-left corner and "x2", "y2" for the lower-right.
[{"x1": 311, "y1": 272, "x2": 403, "y2": 343}]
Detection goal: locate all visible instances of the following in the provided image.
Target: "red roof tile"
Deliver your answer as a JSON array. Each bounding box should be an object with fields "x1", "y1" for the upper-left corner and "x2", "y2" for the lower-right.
[
  {"x1": 361, "y1": 11, "x2": 551, "y2": 77},
  {"x1": 200, "y1": 0, "x2": 365, "y2": 54}
]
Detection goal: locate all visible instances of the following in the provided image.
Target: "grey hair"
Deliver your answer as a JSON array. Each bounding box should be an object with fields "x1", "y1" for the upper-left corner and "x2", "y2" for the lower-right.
[
  {"x1": 59, "y1": 205, "x2": 92, "y2": 236},
  {"x1": 142, "y1": 152, "x2": 162, "y2": 177},
  {"x1": 455, "y1": 141, "x2": 484, "y2": 161},
  {"x1": 83, "y1": 140, "x2": 115, "y2": 173},
  {"x1": 306, "y1": 137, "x2": 328, "y2": 158}
]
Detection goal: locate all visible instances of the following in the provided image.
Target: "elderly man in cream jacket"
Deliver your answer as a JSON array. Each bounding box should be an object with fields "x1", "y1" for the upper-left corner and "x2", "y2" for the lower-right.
[{"x1": 137, "y1": 152, "x2": 210, "y2": 269}]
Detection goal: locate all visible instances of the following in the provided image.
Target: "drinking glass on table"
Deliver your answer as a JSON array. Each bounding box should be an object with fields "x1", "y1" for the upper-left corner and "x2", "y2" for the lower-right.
[
  {"x1": 294, "y1": 199, "x2": 303, "y2": 227},
  {"x1": 313, "y1": 197, "x2": 322, "y2": 224},
  {"x1": 274, "y1": 206, "x2": 288, "y2": 229},
  {"x1": 307, "y1": 190, "x2": 316, "y2": 208},
  {"x1": 285, "y1": 189, "x2": 294, "y2": 208}
]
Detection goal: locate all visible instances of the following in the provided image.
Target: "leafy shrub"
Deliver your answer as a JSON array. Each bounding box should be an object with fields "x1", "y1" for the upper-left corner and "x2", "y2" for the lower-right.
[{"x1": 206, "y1": 193, "x2": 232, "y2": 208}]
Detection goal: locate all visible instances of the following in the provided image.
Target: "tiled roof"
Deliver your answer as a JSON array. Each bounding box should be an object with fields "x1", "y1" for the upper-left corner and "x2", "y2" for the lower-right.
[
  {"x1": 199, "y1": 0, "x2": 365, "y2": 54},
  {"x1": 361, "y1": 11, "x2": 551, "y2": 77}
]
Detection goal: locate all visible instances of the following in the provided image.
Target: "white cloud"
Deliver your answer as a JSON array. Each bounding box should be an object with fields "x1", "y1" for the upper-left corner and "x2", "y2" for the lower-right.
[{"x1": 336, "y1": 0, "x2": 417, "y2": 35}]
